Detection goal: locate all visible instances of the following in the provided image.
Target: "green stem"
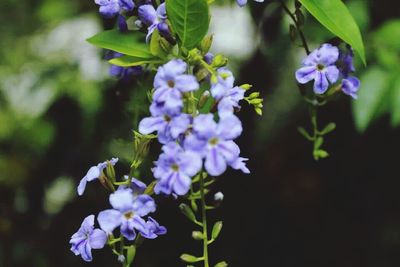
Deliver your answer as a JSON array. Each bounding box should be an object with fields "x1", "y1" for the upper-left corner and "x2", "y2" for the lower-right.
[
  {"x1": 280, "y1": 0, "x2": 310, "y2": 54},
  {"x1": 200, "y1": 173, "x2": 210, "y2": 267}
]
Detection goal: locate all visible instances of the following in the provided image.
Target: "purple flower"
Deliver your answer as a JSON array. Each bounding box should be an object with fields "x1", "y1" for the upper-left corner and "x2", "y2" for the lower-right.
[
  {"x1": 338, "y1": 46, "x2": 360, "y2": 99},
  {"x1": 211, "y1": 68, "x2": 245, "y2": 117},
  {"x1": 153, "y1": 142, "x2": 202, "y2": 196},
  {"x1": 78, "y1": 158, "x2": 118, "y2": 196},
  {"x1": 138, "y1": 3, "x2": 169, "y2": 42},
  {"x1": 237, "y1": 0, "x2": 265, "y2": 7},
  {"x1": 139, "y1": 104, "x2": 191, "y2": 144},
  {"x1": 152, "y1": 59, "x2": 199, "y2": 113},
  {"x1": 141, "y1": 217, "x2": 167, "y2": 239},
  {"x1": 342, "y1": 76, "x2": 360, "y2": 99},
  {"x1": 94, "y1": 0, "x2": 134, "y2": 18},
  {"x1": 97, "y1": 188, "x2": 156, "y2": 240},
  {"x1": 295, "y1": 43, "x2": 340, "y2": 94},
  {"x1": 70, "y1": 215, "x2": 107, "y2": 262},
  {"x1": 187, "y1": 114, "x2": 249, "y2": 176}
]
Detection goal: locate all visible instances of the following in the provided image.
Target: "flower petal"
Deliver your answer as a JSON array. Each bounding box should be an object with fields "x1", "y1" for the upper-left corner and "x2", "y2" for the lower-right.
[
  {"x1": 174, "y1": 75, "x2": 199, "y2": 92},
  {"x1": 325, "y1": 65, "x2": 339, "y2": 84},
  {"x1": 313, "y1": 71, "x2": 329, "y2": 94},
  {"x1": 133, "y1": 195, "x2": 156, "y2": 216},
  {"x1": 193, "y1": 114, "x2": 217, "y2": 139},
  {"x1": 205, "y1": 148, "x2": 227, "y2": 176},
  {"x1": 138, "y1": 116, "x2": 165, "y2": 135},
  {"x1": 217, "y1": 115, "x2": 242, "y2": 140},
  {"x1": 89, "y1": 229, "x2": 107, "y2": 249},
  {"x1": 98, "y1": 209, "x2": 122, "y2": 233},
  {"x1": 173, "y1": 172, "x2": 191, "y2": 195},
  {"x1": 77, "y1": 177, "x2": 88, "y2": 196},
  {"x1": 295, "y1": 66, "x2": 317, "y2": 84},
  {"x1": 109, "y1": 189, "x2": 135, "y2": 211}
]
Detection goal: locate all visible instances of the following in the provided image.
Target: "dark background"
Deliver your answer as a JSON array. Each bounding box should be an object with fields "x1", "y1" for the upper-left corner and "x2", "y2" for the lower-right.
[{"x1": 1, "y1": 0, "x2": 400, "y2": 266}]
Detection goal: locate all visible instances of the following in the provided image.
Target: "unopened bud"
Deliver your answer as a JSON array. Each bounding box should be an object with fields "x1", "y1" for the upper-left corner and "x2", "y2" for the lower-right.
[
  {"x1": 240, "y1": 84, "x2": 252, "y2": 90},
  {"x1": 214, "y1": 192, "x2": 224, "y2": 202},
  {"x1": 192, "y1": 231, "x2": 204, "y2": 240},
  {"x1": 211, "y1": 54, "x2": 228, "y2": 68},
  {"x1": 200, "y1": 34, "x2": 213, "y2": 54},
  {"x1": 198, "y1": 90, "x2": 210, "y2": 108}
]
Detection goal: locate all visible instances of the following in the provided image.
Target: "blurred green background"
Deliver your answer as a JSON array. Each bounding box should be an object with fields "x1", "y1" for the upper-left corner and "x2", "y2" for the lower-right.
[{"x1": 1, "y1": 0, "x2": 400, "y2": 266}]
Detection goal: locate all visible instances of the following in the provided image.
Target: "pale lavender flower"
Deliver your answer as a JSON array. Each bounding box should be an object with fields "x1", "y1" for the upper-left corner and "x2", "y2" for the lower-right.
[
  {"x1": 70, "y1": 215, "x2": 107, "y2": 262},
  {"x1": 342, "y1": 77, "x2": 360, "y2": 99},
  {"x1": 152, "y1": 59, "x2": 199, "y2": 113},
  {"x1": 97, "y1": 188, "x2": 156, "y2": 240},
  {"x1": 141, "y1": 217, "x2": 167, "y2": 239},
  {"x1": 94, "y1": 0, "x2": 134, "y2": 18},
  {"x1": 139, "y1": 104, "x2": 191, "y2": 144},
  {"x1": 295, "y1": 43, "x2": 340, "y2": 94},
  {"x1": 153, "y1": 142, "x2": 202, "y2": 196},
  {"x1": 188, "y1": 114, "x2": 250, "y2": 176},
  {"x1": 78, "y1": 158, "x2": 118, "y2": 196},
  {"x1": 138, "y1": 3, "x2": 170, "y2": 42},
  {"x1": 210, "y1": 68, "x2": 245, "y2": 117}
]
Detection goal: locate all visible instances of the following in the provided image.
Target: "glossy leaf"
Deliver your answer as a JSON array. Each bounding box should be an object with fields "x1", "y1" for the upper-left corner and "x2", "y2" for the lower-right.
[
  {"x1": 87, "y1": 30, "x2": 153, "y2": 58},
  {"x1": 299, "y1": 0, "x2": 366, "y2": 65},
  {"x1": 166, "y1": 0, "x2": 210, "y2": 49},
  {"x1": 109, "y1": 55, "x2": 162, "y2": 67}
]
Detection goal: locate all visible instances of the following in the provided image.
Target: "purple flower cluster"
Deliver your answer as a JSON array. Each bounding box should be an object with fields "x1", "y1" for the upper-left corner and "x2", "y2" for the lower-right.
[
  {"x1": 71, "y1": 160, "x2": 166, "y2": 262},
  {"x1": 295, "y1": 43, "x2": 360, "y2": 99},
  {"x1": 139, "y1": 59, "x2": 250, "y2": 196}
]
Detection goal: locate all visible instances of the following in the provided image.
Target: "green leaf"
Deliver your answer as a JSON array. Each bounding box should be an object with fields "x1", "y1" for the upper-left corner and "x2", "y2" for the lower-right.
[
  {"x1": 211, "y1": 221, "x2": 223, "y2": 240},
  {"x1": 126, "y1": 245, "x2": 136, "y2": 265},
  {"x1": 299, "y1": 0, "x2": 366, "y2": 65},
  {"x1": 180, "y1": 254, "x2": 203, "y2": 263},
  {"x1": 352, "y1": 67, "x2": 391, "y2": 132},
  {"x1": 87, "y1": 30, "x2": 153, "y2": 58},
  {"x1": 109, "y1": 55, "x2": 162, "y2": 67},
  {"x1": 166, "y1": 0, "x2": 210, "y2": 49}
]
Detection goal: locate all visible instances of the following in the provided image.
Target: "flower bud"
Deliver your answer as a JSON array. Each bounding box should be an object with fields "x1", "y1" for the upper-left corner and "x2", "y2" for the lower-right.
[
  {"x1": 211, "y1": 54, "x2": 228, "y2": 68},
  {"x1": 192, "y1": 231, "x2": 204, "y2": 240},
  {"x1": 200, "y1": 34, "x2": 213, "y2": 54},
  {"x1": 240, "y1": 84, "x2": 252, "y2": 90}
]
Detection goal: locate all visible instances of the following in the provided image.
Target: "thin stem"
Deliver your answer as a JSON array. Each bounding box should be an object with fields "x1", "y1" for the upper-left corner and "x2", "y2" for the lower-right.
[
  {"x1": 200, "y1": 172, "x2": 210, "y2": 267},
  {"x1": 280, "y1": 0, "x2": 310, "y2": 55}
]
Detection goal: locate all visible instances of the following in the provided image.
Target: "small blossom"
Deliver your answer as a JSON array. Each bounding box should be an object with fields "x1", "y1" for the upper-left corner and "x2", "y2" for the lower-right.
[
  {"x1": 78, "y1": 158, "x2": 118, "y2": 196},
  {"x1": 139, "y1": 104, "x2": 191, "y2": 144},
  {"x1": 342, "y1": 76, "x2": 360, "y2": 99},
  {"x1": 188, "y1": 114, "x2": 249, "y2": 176},
  {"x1": 209, "y1": 68, "x2": 245, "y2": 117},
  {"x1": 70, "y1": 215, "x2": 107, "y2": 262},
  {"x1": 153, "y1": 142, "x2": 202, "y2": 196},
  {"x1": 97, "y1": 188, "x2": 156, "y2": 240},
  {"x1": 138, "y1": 3, "x2": 170, "y2": 42},
  {"x1": 141, "y1": 216, "x2": 167, "y2": 239},
  {"x1": 152, "y1": 59, "x2": 199, "y2": 113},
  {"x1": 295, "y1": 43, "x2": 340, "y2": 94},
  {"x1": 94, "y1": 0, "x2": 134, "y2": 18},
  {"x1": 339, "y1": 46, "x2": 361, "y2": 99}
]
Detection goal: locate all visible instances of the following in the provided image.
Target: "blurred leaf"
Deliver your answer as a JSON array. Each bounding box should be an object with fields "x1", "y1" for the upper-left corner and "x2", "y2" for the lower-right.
[
  {"x1": 389, "y1": 77, "x2": 400, "y2": 127},
  {"x1": 373, "y1": 20, "x2": 400, "y2": 69},
  {"x1": 166, "y1": 0, "x2": 210, "y2": 49},
  {"x1": 215, "y1": 261, "x2": 228, "y2": 267},
  {"x1": 299, "y1": 0, "x2": 366, "y2": 65},
  {"x1": 352, "y1": 66, "x2": 391, "y2": 132},
  {"x1": 87, "y1": 30, "x2": 153, "y2": 58},
  {"x1": 109, "y1": 55, "x2": 162, "y2": 67}
]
